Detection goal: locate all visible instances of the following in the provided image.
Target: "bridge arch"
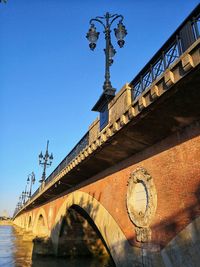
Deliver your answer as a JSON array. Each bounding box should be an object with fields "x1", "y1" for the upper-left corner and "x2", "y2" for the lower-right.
[
  {"x1": 13, "y1": 215, "x2": 23, "y2": 228},
  {"x1": 21, "y1": 215, "x2": 26, "y2": 229},
  {"x1": 26, "y1": 213, "x2": 33, "y2": 231},
  {"x1": 33, "y1": 208, "x2": 49, "y2": 237},
  {"x1": 28, "y1": 215, "x2": 32, "y2": 227},
  {"x1": 57, "y1": 204, "x2": 113, "y2": 260},
  {"x1": 51, "y1": 191, "x2": 137, "y2": 267}
]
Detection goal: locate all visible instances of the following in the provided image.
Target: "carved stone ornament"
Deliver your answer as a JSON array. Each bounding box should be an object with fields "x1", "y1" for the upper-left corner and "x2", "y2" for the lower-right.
[
  {"x1": 126, "y1": 167, "x2": 157, "y2": 241},
  {"x1": 135, "y1": 226, "x2": 151, "y2": 242}
]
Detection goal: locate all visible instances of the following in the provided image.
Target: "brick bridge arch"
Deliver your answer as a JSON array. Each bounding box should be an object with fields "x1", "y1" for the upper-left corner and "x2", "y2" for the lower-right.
[
  {"x1": 50, "y1": 191, "x2": 137, "y2": 267},
  {"x1": 25, "y1": 212, "x2": 34, "y2": 231},
  {"x1": 27, "y1": 214, "x2": 32, "y2": 230},
  {"x1": 33, "y1": 208, "x2": 49, "y2": 237}
]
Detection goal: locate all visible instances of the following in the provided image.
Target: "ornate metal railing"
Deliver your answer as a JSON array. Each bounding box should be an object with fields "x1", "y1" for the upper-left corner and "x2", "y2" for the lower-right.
[
  {"x1": 30, "y1": 132, "x2": 89, "y2": 200},
  {"x1": 130, "y1": 4, "x2": 200, "y2": 100}
]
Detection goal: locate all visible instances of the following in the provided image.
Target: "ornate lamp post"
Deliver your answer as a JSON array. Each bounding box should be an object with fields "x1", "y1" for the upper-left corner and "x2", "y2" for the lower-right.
[
  {"x1": 86, "y1": 12, "x2": 127, "y2": 114},
  {"x1": 17, "y1": 196, "x2": 22, "y2": 209},
  {"x1": 16, "y1": 203, "x2": 20, "y2": 212},
  {"x1": 19, "y1": 195, "x2": 22, "y2": 206},
  {"x1": 21, "y1": 190, "x2": 26, "y2": 205},
  {"x1": 23, "y1": 177, "x2": 30, "y2": 203},
  {"x1": 27, "y1": 172, "x2": 35, "y2": 198},
  {"x1": 38, "y1": 140, "x2": 53, "y2": 184}
]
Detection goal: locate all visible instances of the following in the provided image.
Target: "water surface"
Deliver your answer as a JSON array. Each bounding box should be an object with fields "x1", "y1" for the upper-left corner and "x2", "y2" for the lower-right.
[{"x1": 0, "y1": 225, "x2": 111, "y2": 267}]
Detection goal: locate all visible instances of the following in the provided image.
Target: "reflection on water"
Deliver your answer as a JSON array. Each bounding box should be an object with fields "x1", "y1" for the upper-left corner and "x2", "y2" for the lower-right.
[
  {"x1": 0, "y1": 225, "x2": 15, "y2": 267},
  {"x1": 0, "y1": 225, "x2": 111, "y2": 267}
]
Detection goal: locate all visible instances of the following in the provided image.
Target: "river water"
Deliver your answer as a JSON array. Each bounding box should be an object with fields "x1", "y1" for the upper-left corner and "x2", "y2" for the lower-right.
[{"x1": 0, "y1": 225, "x2": 112, "y2": 267}]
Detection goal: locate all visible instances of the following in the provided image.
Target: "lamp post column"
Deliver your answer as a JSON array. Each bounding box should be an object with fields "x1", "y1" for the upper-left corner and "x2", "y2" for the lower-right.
[
  {"x1": 39, "y1": 140, "x2": 53, "y2": 188},
  {"x1": 103, "y1": 12, "x2": 112, "y2": 92},
  {"x1": 86, "y1": 12, "x2": 127, "y2": 123},
  {"x1": 27, "y1": 172, "x2": 35, "y2": 198}
]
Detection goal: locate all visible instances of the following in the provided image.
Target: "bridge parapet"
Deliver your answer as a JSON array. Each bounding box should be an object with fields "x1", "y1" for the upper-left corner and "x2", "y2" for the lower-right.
[{"x1": 88, "y1": 83, "x2": 132, "y2": 144}]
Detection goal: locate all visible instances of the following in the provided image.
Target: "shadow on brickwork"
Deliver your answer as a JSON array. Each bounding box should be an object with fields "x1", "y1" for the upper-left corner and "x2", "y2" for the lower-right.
[
  {"x1": 69, "y1": 120, "x2": 200, "y2": 197},
  {"x1": 31, "y1": 179, "x2": 200, "y2": 267},
  {"x1": 130, "y1": 182, "x2": 200, "y2": 267},
  {"x1": 149, "y1": 182, "x2": 200, "y2": 249}
]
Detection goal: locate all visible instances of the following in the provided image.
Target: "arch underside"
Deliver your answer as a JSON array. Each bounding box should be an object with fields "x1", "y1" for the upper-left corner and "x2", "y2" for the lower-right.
[
  {"x1": 52, "y1": 191, "x2": 139, "y2": 267},
  {"x1": 57, "y1": 205, "x2": 111, "y2": 260},
  {"x1": 33, "y1": 208, "x2": 49, "y2": 237}
]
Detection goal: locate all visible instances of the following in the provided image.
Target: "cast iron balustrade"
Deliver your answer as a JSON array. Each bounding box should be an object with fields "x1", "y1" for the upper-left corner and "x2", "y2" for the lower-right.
[{"x1": 130, "y1": 4, "x2": 200, "y2": 100}]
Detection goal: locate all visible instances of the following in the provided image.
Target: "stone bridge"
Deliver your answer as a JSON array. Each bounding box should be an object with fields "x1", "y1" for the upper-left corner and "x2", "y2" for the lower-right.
[{"x1": 13, "y1": 5, "x2": 200, "y2": 267}]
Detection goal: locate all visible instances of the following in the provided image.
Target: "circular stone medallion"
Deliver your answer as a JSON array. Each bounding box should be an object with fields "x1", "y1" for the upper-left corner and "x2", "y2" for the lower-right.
[{"x1": 126, "y1": 167, "x2": 157, "y2": 228}]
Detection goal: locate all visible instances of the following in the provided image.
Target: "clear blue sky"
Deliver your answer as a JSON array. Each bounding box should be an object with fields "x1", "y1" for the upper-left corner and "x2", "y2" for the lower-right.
[{"x1": 0, "y1": 0, "x2": 199, "y2": 216}]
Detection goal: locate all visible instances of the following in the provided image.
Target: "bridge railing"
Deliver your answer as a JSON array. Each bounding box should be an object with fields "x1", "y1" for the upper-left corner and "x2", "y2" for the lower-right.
[
  {"x1": 30, "y1": 132, "x2": 89, "y2": 200},
  {"x1": 130, "y1": 4, "x2": 200, "y2": 100}
]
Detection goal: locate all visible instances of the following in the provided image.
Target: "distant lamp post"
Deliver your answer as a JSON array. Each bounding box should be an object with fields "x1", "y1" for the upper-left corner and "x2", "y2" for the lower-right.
[
  {"x1": 86, "y1": 12, "x2": 127, "y2": 118},
  {"x1": 23, "y1": 177, "x2": 30, "y2": 204},
  {"x1": 27, "y1": 172, "x2": 35, "y2": 198},
  {"x1": 22, "y1": 191, "x2": 26, "y2": 205},
  {"x1": 16, "y1": 203, "x2": 20, "y2": 211},
  {"x1": 19, "y1": 195, "x2": 22, "y2": 204},
  {"x1": 15, "y1": 196, "x2": 23, "y2": 214},
  {"x1": 18, "y1": 196, "x2": 22, "y2": 208},
  {"x1": 39, "y1": 140, "x2": 53, "y2": 184}
]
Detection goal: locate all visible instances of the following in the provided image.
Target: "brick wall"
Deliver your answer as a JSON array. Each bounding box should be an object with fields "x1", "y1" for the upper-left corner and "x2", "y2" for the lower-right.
[{"x1": 81, "y1": 120, "x2": 200, "y2": 248}]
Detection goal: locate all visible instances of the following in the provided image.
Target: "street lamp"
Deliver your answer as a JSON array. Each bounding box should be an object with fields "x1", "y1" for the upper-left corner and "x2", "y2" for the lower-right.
[
  {"x1": 23, "y1": 177, "x2": 30, "y2": 203},
  {"x1": 17, "y1": 197, "x2": 22, "y2": 209},
  {"x1": 21, "y1": 191, "x2": 26, "y2": 205},
  {"x1": 16, "y1": 203, "x2": 20, "y2": 212},
  {"x1": 18, "y1": 196, "x2": 22, "y2": 208},
  {"x1": 27, "y1": 172, "x2": 35, "y2": 198},
  {"x1": 39, "y1": 140, "x2": 53, "y2": 184},
  {"x1": 86, "y1": 12, "x2": 127, "y2": 115}
]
